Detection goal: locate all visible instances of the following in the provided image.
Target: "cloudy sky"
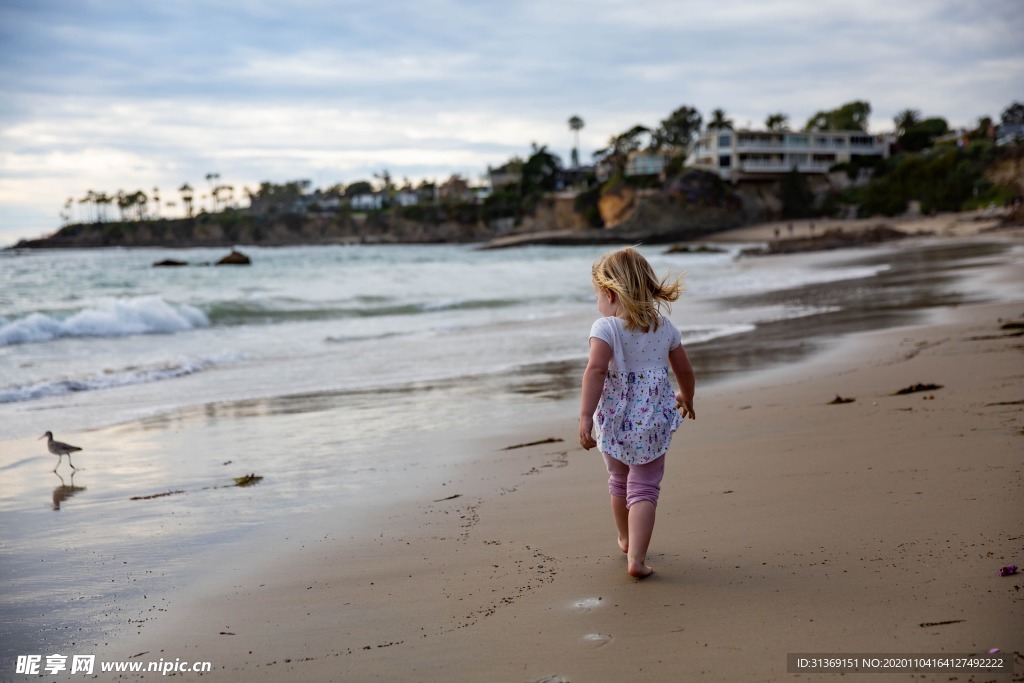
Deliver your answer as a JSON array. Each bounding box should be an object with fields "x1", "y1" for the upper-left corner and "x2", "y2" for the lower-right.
[{"x1": 1, "y1": 0, "x2": 1021, "y2": 246}]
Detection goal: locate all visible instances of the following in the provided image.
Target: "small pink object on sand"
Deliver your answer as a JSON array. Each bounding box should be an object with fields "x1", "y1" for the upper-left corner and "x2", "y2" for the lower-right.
[{"x1": 998, "y1": 564, "x2": 1017, "y2": 576}]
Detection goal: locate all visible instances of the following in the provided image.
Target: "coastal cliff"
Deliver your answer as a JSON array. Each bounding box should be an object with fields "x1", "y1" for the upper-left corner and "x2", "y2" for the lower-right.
[{"x1": 12, "y1": 171, "x2": 748, "y2": 250}]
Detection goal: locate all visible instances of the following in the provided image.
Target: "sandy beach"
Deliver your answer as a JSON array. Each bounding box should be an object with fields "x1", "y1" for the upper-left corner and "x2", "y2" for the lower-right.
[
  {"x1": 66, "y1": 226, "x2": 1019, "y2": 682},
  {"x1": 2, "y1": 220, "x2": 1021, "y2": 682}
]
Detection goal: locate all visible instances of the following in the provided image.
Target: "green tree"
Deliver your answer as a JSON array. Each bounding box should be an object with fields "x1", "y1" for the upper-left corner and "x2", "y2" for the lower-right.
[
  {"x1": 894, "y1": 108, "x2": 921, "y2": 137},
  {"x1": 1001, "y1": 101, "x2": 1024, "y2": 125},
  {"x1": 765, "y1": 113, "x2": 789, "y2": 131},
  {"x1": 345, "y1": 180, "x2": 375, "y2": 196},
  {"x1": 898, "y1": 117, "x2": 949, "y2": 152},
  {"x1": 805, "y1": 100, "x2": 871, "y2": 132},
  {"x1": 521, "y1": 144, "x2": 562, "y2": 197},
  {"x1": 568, "y1": 115, "x2": 585, "y2": 167},
  {"x1": 594, "y1": 125, "x2": 650, "y2": 176},
  {"x1": 654, "y1": 105, "x2": 702, "y2": 148},
  {"x1": 707, "y1": 108, "x2": 733, "y2": 130},
  {"x1": 780, "y1": 168, "x2": 815, "y2": 218}
]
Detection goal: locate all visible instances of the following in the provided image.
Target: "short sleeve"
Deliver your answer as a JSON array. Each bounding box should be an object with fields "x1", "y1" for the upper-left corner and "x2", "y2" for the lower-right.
[
  {"x1": 589, "y1": 317, "x2": 615, "y2": 348},
  {"x1": 663, "y1": 317, "x2": 682, "y2": 350}
]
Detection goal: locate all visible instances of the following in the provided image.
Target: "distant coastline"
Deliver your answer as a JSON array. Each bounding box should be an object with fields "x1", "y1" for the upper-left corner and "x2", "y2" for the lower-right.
[{"x1": 8, "y1": 183, "x2": 749, "y2": 251}]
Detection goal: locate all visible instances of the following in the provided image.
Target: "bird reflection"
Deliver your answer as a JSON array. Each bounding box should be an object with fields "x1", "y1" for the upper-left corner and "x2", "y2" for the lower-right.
[{"x1": 52, "y1": 471, "x2": 86, "y2": 511}]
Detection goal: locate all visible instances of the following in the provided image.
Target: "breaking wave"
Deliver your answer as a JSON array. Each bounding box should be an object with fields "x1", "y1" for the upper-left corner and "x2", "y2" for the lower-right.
[{"x1": 0, "y1": 297, "x2": 209, "y2": 346}]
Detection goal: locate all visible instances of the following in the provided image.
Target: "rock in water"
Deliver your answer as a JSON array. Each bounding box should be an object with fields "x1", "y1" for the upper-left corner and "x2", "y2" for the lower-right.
[
  {"x1": 216, "y1": 249, "x2": 251, "y2": 266},
  {"x1": 153, "y1": 259, "x2": 188, "y2": 267}
]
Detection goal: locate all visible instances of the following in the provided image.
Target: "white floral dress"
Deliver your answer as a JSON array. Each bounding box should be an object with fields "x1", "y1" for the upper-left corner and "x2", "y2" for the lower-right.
[{"x1": 590, "y1": 315, "x2": 684, "y2": 465}]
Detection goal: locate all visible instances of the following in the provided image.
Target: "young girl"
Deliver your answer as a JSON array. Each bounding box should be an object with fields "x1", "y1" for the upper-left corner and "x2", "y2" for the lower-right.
[{"x1": 579, "y1": 247, "x2": 696, "y2": 579}]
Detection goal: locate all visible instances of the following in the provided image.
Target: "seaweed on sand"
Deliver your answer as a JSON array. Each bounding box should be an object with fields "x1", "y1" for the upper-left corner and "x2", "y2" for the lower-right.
[{"x1": 892, "y1": 383, "x2": 943, "y2": 396}]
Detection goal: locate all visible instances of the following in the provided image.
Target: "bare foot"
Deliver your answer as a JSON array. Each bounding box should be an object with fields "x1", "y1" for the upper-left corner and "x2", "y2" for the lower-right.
[
  {"x1": 627, "y1": 560, "x2": 653, "y2": 579},
  {"x1": 617, "y1": 536, "x2": 628, "y2": 554}
]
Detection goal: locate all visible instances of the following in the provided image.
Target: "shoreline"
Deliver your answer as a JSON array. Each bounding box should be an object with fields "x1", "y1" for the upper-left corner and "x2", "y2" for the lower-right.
[{"x1": 92, "y1": 242, "x2": 1023, "y2": 681}]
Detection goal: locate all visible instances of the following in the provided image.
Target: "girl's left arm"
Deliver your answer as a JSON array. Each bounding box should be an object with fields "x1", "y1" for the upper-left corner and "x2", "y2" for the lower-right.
[
  {"x1": 669, "y1": 344, "x2": 696, "y2": 420},
  {"x1": 579, "y1": 338, "x2": 612, "y2": 450}
]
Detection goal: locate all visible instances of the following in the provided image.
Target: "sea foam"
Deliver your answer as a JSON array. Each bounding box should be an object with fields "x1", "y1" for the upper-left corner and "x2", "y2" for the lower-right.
[
  {"x1": 0, "y1": 296, "x2": 209, "y2": 346},
  {"x1": 0, "y1": 353, "x2": 241, "y2": 404}
]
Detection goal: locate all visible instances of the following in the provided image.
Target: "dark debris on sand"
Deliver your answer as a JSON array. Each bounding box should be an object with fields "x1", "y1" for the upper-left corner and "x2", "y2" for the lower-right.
[{"x1": 892, "y1": 383, "x2": 943, "y2": 396}]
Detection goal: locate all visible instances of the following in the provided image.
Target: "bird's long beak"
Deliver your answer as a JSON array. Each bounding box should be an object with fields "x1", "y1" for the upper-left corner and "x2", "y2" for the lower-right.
[{"x1": 39, "y1": 433, "x2": 47, "y2": 440}]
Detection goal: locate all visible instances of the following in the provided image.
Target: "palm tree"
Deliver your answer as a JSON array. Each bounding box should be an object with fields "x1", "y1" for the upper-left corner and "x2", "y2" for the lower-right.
[
  {"x1": 894, "y1": 108, "x2": 921, "y2": 137},
  {"x1": 568, "y1": 115, "x2": 585, "y2": 167},
  {"x1": 79, "y1": 191, "x2": 97, "y2": 222},
  {"x1": 205, "y1": 173, "x2": 220, "y2": 211},
  {"x1": 179, "y1": 183, "x2": 194, "y2": 217},
  {"x1": 116, "y1": 190, "x2": 130, "y2": 221},
  {"x1": 132, "y1": 190, "x2": 148, "y2": 220},
  {"x1": 95, "y1": 192, "x2": 113, "y2": 222},
  {"x1": 765, "y1": 113, "x2": 789, "y2": 131},
  {"x1": 152, "y1": 187, "x2": 161, "y2": 218},
  {"x1": 708, "y1": 108, "x2": 734, "y2": 131}
]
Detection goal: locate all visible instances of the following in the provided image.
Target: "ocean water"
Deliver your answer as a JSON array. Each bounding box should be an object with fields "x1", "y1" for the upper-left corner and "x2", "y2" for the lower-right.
[
  {"x1": 1, "y1": 239, "x2": 1015, "y2": 662},
  {"x1": 0, "y1": 243, "x2": 890, "y2": 440}
]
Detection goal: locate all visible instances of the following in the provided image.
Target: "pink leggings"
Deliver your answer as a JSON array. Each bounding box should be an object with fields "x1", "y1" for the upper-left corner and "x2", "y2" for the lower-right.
[{"x1": 603, "y1": 453, "x2": 666, "y2": 508}]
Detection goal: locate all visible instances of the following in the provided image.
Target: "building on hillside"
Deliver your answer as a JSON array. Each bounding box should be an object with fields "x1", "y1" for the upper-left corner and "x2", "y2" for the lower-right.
[
  {"x1": 997, "y1": 122, "x2": 1024, "y2": 146},
  {"x1": 349, "y1": 192, "x2": 384, "y2": 211},
  {"x1": 394, "y1": 188, "x2": 420, "y2": 207},
  {"x1": 687, "y1": 129, "x2": 892, "y2": 181},
  {"x1": 438, "y1": 175, "x2": 474, "y2": 203},
  {"x1": 488, "y1": 163, "x2": 522, "y2": 191},
  {"x1": 557, "y1": 164, "x2": 596, "y2": 189},
  {"x1": 625, "y1": 150, "x2": 672, "y2": 178},
  {"x1": 595, "y1": 150, "x2": 673, "y2": 182}
]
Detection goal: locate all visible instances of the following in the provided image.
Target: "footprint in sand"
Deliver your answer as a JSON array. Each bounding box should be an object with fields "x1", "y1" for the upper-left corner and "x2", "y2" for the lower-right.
[{"x1": 571, "y1": 597, "x2": 603, "y2": 612}]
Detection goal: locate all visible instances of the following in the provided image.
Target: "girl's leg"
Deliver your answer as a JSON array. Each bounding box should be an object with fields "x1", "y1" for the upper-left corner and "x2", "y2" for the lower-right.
[
  {"x1": 611, "y1": 495, "x2": 629, "y2": 553},
  {"x1": 624, "y1": 456, "x2": 666, "y2": 579},
  {"x1": 603, "y1": 454, "x2": 630, "y2": 553},
  {"x1": 627, "y1": 501, "x2": 656, "y2": 578}
]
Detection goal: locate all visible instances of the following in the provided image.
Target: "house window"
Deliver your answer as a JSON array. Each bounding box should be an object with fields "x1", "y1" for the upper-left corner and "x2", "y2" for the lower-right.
[
  {"x1": 718, "y1": 133, "x2": 732, "y2": 148},
  {"x1": 787, "y1": 135, "x2": 809, "y2": 147},
  {"x1": 718, "y1": 155, "x2": 731, "y2": 168}
]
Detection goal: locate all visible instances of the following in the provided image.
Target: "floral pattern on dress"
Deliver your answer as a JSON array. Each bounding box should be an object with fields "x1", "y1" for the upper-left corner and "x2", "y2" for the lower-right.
[{"x1": 594, "y1": 367, "x2": 683, "y2": 464}]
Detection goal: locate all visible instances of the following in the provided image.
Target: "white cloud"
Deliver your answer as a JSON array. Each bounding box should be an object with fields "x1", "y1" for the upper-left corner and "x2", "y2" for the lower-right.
[{"x1": 0, "y1": 0, "x2": 1021, "y2": 245}]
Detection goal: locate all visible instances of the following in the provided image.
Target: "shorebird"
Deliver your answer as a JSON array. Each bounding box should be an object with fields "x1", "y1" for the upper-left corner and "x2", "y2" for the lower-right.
[{"x1": 41, "y1": 431, "x2": 82, "y2": 472}]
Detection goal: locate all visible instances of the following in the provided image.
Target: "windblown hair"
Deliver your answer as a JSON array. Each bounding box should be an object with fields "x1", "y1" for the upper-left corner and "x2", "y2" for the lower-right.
[{"x1": 592, "y1": 247, "x2": 684, "y2": 332}]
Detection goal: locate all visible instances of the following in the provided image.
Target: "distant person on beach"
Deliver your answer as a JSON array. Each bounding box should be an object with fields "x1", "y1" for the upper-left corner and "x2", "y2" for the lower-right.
[{"x1": 579, "y1": 247, "x2": 696, "y2": 578}]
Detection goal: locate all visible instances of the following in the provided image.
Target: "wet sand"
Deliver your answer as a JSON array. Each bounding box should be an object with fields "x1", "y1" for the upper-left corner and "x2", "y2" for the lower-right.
[
  {"x1": 89, "y1": 230, "x2": 1024, "y2": 681},
  {"x1": 3, "y1": 219, "x2": 1022, "y2": 681}
]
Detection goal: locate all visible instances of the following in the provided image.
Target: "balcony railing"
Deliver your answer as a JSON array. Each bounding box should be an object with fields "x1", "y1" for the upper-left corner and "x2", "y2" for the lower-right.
[{"x1": 738, "y1": 160, "x2": 833, "y2": 173}]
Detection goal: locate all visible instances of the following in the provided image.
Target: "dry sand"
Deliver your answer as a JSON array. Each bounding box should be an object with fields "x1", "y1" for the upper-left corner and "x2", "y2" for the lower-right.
[{"x1": 107, "y1": 230, "x2": 1024, "y2": 681}]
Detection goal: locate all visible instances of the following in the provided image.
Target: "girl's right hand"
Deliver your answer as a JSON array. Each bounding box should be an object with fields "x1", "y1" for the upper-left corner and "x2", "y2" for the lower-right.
[
  {"x1": 676, "y1": 391, "x2": 696, "y2": 420},
  {"x1": 579, "y1": 416, "x2": 597, "y2": 450}
]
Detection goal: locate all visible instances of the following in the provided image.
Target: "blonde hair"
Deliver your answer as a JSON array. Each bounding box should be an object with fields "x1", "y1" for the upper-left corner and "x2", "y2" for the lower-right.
[{"x1": 592, "y1": 247, "x2": 684, "y2": 332}]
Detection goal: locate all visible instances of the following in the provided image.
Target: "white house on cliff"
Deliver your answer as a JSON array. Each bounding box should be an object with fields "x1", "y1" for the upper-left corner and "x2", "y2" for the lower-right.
[{"x1": 687, "y1": 129, "x2": 892, "y2": 181}]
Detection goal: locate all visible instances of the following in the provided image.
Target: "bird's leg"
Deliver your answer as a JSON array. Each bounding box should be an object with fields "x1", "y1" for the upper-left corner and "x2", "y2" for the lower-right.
[
  {"x1": 68, "y1": 454, "x2": 77, "y2": 471},
  {"x1": 53, "y1": 454, "x2": 62, "y2": 473}
]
